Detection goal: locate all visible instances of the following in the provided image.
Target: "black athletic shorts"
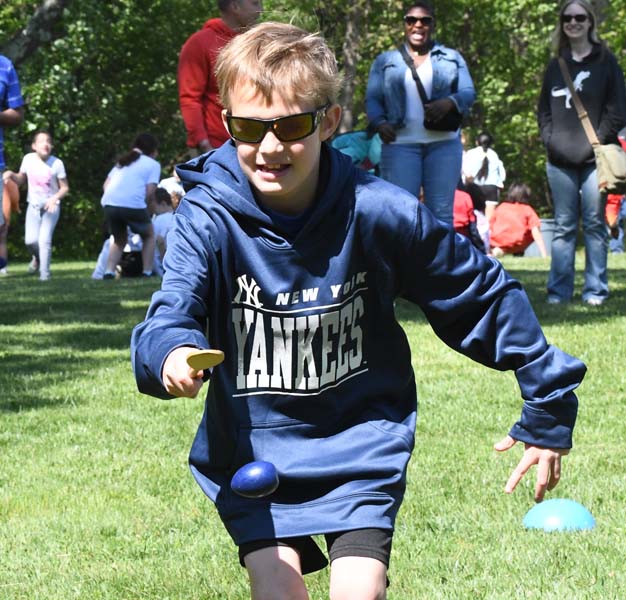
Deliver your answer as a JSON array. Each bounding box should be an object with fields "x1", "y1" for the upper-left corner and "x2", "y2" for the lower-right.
[
  {"x1": 478, "y1": 184, "x2": 500, "y2": 205},
  {"x1": 104, "y1": 205, "x2": 152, "y2": 239},
  {"x1": 238, "y1": 528, "x2": 393, "y2": 575}
]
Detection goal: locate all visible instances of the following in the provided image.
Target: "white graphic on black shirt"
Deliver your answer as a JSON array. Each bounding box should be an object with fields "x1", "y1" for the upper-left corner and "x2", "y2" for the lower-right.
[{"x1": 551, "y1": 71, "x2": 590, "y2": 109}]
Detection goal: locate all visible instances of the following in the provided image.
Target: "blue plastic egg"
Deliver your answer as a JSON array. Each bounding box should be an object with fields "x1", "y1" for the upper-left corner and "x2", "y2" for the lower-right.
[
  {"x1": 231, "y1": 461, "x2": 279, "y2": 498},
  {"x1": 523, "y1": 499, "x2": 595, "y2": 532}
]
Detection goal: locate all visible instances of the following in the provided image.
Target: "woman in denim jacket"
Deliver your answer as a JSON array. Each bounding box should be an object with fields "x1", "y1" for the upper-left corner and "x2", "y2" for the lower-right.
[{"x1": 366, "y1": 1, "x2": 475, "y2": 224}]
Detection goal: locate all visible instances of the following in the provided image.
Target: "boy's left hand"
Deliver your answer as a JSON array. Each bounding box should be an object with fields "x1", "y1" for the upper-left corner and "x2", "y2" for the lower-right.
[{"x1": 494, "y1": 435, "x2": 569, "y2": 502}]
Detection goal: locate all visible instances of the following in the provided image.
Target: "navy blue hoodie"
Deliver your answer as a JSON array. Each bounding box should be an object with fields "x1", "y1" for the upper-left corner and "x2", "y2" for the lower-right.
[{"x1": 131, "y1": 142, "x2": 585, "y2": 545}]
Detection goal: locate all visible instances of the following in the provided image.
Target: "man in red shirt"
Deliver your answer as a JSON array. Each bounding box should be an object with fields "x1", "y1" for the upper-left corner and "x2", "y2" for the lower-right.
[{"x1": 178, "y1": 0, "x2": 262, "y2": 154}]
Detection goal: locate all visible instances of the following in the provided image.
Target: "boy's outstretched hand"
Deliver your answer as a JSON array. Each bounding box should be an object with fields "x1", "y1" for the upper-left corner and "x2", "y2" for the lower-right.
[
  {"x1": 494, "y1": 435, "x2": 569, "y2": 502},
  {"x1": 162, "y1": 346, "x2": 206, "y2": 398}
]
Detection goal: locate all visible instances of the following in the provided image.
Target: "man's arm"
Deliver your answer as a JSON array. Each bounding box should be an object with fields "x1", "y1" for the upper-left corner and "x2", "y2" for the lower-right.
[
  {"x1": 0, "y1": 106, "x2": 24, "y2": 127},
  {"x1": 178, "y1": 33, "x2": 212, "y2": 150}
]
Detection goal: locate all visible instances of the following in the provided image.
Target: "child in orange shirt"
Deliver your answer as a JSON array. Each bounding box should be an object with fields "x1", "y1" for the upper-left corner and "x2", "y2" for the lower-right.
[{"x1": 489, "y1": 183, "x2": 547, "y2": 258}]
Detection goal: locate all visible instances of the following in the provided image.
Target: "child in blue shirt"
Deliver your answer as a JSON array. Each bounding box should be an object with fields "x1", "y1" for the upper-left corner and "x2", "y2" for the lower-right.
[{"x1": 132, "y1": 22, "x2": 586, "y2": 599}]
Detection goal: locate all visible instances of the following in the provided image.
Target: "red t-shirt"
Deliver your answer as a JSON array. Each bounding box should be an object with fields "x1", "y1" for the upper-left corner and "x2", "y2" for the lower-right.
[
  {"x1": 606, "y1": 193, "x2": 623, "y2": 227},
  {"x1": 489, "y1": 202, "x2": 541, "y2": 253},
  {"x1": 453, "y1": 189, "x2": 476, "y2": 234}
]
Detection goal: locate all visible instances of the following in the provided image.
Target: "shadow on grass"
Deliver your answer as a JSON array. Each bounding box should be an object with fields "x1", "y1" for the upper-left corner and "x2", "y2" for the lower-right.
[{"x1": 0, "y1": 263, "x2": 159, "y2": 413}]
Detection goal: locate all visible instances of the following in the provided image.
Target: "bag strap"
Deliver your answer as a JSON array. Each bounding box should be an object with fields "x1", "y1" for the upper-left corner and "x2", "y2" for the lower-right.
[
  {"x1": 557, "y1": 57, "x2": 600, "y2": 147},
  {"x1": 398, "y1": 45, "x2": 430, "y2": 104}
]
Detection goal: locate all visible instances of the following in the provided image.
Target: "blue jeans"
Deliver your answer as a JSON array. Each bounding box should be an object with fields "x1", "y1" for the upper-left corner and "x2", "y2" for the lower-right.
[
  {"x1": 379, "y1": 137, "x2": 462, "y2": 225},
  {"x1": 546, "y1": 162, "x2": 608, "y2": 302}
]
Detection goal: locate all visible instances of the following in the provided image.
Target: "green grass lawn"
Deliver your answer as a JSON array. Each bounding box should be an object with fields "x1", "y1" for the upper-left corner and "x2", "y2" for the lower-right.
[{"x1": 1, "y1": 256, "x2": 626, "y2": 599}]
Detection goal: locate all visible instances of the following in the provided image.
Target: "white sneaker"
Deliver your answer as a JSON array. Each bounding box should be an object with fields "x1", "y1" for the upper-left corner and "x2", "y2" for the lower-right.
[
  {"x1": 584, "y1": 297, "x2": 604, "y2": 306},
  {"x1": 28, "y1": 257, "x2": 39, "y2": 273},
  {"x1": 0, "y1": 267, "x2": 7, "y2": 276}
]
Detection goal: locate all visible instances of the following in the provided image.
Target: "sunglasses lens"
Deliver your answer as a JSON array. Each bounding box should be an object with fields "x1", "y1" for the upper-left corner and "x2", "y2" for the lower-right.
[
  {"x1": 228, "y1": 117, "x2": 266, "y2": 142},
  {"x1": 562, "y1": 14, "x2": 587, "y2": 23},
  {"x1": 228, "y1": 107, "x2": 324, "y2": 143},
  {"x1": 275, "y1": 114, "x2": 314, "y2": 141},
  {"x1": 404, "y1": 16, "x2": 432, "y2": 26}
]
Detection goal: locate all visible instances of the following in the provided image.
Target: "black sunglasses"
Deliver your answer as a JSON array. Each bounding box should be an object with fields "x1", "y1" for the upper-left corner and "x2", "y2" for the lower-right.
[
  {"x1": 561, "y1": 14, "x2": 589, "y2": 23},
  {"x1": 404, "y1": 15, "x2": 433, "y2": 26},
  {"x1": 226, "y1": 105, "x2": 329, "y2": 143}
]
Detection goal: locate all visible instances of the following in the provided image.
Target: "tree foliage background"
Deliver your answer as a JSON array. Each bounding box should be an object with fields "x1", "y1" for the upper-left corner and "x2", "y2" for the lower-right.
[{"x1": 1, "y1": 0, "x2": 625, "y2": 259}]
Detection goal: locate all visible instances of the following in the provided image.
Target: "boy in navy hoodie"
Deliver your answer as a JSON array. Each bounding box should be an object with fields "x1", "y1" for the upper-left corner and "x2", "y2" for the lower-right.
[{"x1": 132, "y1": 22, "x2": 586, "y2": 599}]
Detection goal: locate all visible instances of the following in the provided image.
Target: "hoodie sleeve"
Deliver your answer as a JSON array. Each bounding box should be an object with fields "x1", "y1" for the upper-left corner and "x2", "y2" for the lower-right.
[
  {"x1": 402, "y1": 204, "x2": 586, "y2": 449},
  {"x1": 131, "y1": 202, "x2": 216, "y2": 398}
]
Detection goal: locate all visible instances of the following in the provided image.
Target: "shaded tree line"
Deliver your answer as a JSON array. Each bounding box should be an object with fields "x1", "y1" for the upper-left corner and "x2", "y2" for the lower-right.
[{"x1": 1, "y1": 0, "x2": 624, "y2": 259}]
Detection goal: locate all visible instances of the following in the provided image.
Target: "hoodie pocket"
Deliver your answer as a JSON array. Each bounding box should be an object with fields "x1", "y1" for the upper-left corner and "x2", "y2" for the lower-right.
[{"x1": 230, "y1": 417, "x2": 414, "y2": 505}]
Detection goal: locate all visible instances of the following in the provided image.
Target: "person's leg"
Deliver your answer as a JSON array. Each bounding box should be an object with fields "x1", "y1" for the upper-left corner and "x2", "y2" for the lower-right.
[
  {"x1": 327, "y1": 528, "x2": 391, "y2": 600},
  {"x1": 422, "y1": 137, "x2": 463, "y2": 226},
  {"x1": 24, "y1": 204, "x2": 42, "y2": 267},
  {"x1": 105, "y1": 232, "x2": 127, "y2": 274},
  {"x1": 330, "y1": 557, "x2": 387, "y2": 600},
  {"x1": 38, "y1": 207, "x2": 61, "y2": 281},
  {"x1": 579, "y1": 165, "x2": 608, "y2": 303},
  {"x1": 140, "y1": 223, "x2": 155, "y2": 275},
  {"x1": 0, "y1": 177, "x2": 6, "y2": 273},
  {"x1": 379, "y1": 143, "x2": 422, "y2": 198},
  {"x1": 244, "y1": 546, "x2": 309, "y2": 600},
  {"x1": 0, "y1": 222, "x2": 6, "y2": 273},
  {"x1": 104, "y1": 207, "x2": 126, "y2": 275},
  {"x1": 546, "y1": 162, "x2": 580, "y2": 302},
  {"x1": 126, "y1": 208, "x2": 155, "y2": 275},
  {"x1": 92, "y1": 238, "x2": 112, "y2": 279}
]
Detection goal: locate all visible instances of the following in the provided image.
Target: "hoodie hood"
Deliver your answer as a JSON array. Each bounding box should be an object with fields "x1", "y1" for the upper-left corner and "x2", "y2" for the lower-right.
[{"x1": 175, "y1": 141, "x2": 356, "y2": 242}]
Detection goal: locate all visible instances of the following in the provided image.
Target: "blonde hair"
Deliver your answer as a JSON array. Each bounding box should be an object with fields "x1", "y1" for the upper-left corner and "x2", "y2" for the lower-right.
[
  {"x1": 216, "y1": 22, "x2": 343, "y2": 109},
  {"x1": 551, "y1": 0, "x2": 602, "y2": 55}
]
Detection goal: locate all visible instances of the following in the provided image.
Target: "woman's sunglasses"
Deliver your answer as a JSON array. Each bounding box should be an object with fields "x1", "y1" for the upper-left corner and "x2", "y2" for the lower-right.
[
  {"x1": 404, "y1": 15, "x2": 433, "y2": 26},
  {"x1": 225, "y1": 105, "x2": 329, "y2": 143},
  {"x1": 561, "y1": 14, "x2": 589, "y2": 23}
]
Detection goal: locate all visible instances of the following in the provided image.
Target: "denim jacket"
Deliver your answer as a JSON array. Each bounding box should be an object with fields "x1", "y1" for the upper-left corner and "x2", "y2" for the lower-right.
[{"x1": 366, "y1": 43, "x2": 476, "y2": 130}]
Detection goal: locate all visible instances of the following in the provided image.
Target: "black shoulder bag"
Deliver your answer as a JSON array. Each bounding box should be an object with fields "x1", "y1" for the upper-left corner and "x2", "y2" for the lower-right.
[{"x1": 398, "y1": 45, "x2": 462, "y2": 132}]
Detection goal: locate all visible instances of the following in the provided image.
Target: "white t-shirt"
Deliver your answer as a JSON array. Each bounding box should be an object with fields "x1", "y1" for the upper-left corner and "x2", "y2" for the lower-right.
[
  {"x1": 101, "y1": 154, "x2": 161, "y2": 209},
  {"x1": 153, "y1": 211, "x2": 175, "y2": 275},
  {"x1": 19, "y1": 152, "x2": 67, "y2": 206},
  {"x1": 394, "y1": 55, "x2": 458, "y2": 144},
  {"x1": 463, "y1": 147, "x2": 506, "y2": 188},
  {"x1": 153, "y1": 211, "x2": 174, "y2": 241}
]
